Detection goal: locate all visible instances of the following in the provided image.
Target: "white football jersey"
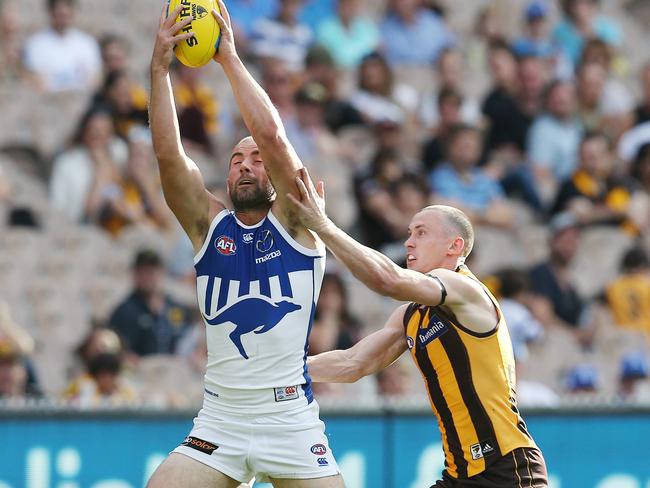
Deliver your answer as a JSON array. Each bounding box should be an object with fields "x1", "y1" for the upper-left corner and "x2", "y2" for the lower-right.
[{"x1": 194, "y1": 210, "x2": 325, "y2": 414}]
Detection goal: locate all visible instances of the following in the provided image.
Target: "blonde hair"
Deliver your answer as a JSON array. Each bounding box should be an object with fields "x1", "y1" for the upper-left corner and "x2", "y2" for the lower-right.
[{"x1": 423, "y1": 205, "x2": 475, "y2": 257}]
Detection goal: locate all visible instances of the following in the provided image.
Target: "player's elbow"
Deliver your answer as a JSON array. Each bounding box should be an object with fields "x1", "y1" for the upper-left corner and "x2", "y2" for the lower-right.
[
  {"x1": 255, "y1": 125, "x2": 287, "y2": 149},
  {"x1": 154, "y1": 146, "x2": 182, "y2": 167}
]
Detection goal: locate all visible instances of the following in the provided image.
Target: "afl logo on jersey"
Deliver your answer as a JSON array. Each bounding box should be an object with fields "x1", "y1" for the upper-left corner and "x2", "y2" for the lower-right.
[
  {"x1": 215, "y1": 235, "x2": 237, "y2": 255},
  {"x1": 406, "y1": 336, "x2": 414, "y2": 350}
]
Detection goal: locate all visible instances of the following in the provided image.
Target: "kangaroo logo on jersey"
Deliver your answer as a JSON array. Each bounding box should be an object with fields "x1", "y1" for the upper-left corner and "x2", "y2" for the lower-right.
[
  {"x1": 256, "y1": 229, "x2": 274, "y2": 253},
  {"x1": 215, "y1": 235, "x2": 237, "y2": 255},
  {"x1": 203, "y1": 297, "x2": 301, "y2": 359}
]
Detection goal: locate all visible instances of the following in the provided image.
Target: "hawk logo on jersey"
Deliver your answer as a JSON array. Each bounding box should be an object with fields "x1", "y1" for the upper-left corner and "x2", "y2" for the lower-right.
[
  {"x1": 203, "y1": 296, "x2": 302, "y2": 359},
  {"x1": 470, "y1": 440, "x2": 496, "y2": 460},
  {"x1": 215, "y1": 235, "x2": 237, "y2": 255},
  {"x1": 256, "y1": 229, "x2": 274, "y2": 253}
]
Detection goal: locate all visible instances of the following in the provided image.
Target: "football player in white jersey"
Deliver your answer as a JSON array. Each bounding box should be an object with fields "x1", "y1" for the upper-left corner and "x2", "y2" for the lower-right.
[{"x1": 146, "y1": 2, "x2": 344, "y2": 487}]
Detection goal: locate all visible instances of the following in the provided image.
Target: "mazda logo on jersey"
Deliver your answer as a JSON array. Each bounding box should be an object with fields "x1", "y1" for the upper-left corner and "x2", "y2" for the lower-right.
[
  {"x1": 215, "y1": 235, "x2": 237, "y2": 255},
  {"x1": 256, "y1": 230, "x2": 274, "y2": 253}
]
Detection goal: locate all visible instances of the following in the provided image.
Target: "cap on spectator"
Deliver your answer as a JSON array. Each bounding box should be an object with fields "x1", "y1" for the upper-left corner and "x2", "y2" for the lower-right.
[
  {"x1": 88, "y1": 352, "x2": 121, "y2": 377},
  {"x1": 305, "y1": 45, "x2": 335, "y2": 68},
  {"x1": 548, "y1": 211, "x2": 580, "y2": 235},
  {"x1": 620, "y1": 246, "x2": 650, "y2": 272},
  {"x1": 132, "y1": 249, "x2": 163, "y2": 269},
  {"x1": 295, "y1": 82, "x2": 328, "y2": 105},
  {"x1": 8, "y1": 207, "x2": 40, "y2": 228},
  {"x1": 621, "y1": 353, "x2": 649, "y2": 380},
  {"x1": 526, "y1": 1, "x2": 548, "y2": 21},
  {"x1": 566, "y1": 364, "x2": 599, "y2": 392}
]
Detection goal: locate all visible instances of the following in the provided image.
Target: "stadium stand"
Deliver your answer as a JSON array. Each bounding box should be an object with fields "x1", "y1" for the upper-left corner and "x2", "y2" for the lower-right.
[{"x1": 0, "y1": 0, "x2": 650, "y2": 411}]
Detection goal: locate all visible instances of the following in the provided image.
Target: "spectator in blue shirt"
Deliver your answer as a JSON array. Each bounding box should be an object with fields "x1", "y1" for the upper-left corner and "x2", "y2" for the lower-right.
[
  {"x1": 250, "y1": 0, "x2": 313, "y2": 72},
  {"x1": 527, "y1": 80, "x2": 584, "y2": 205},
  {"x1": 298, "y1": 0, "x2": 336, "y2": 32},
  {"x1": 226, "y1": 0, "x2": 278, "y2": 38},
  {"x1": 430, "y1": 124, "x2": 513, "y2": 228},
  {"x1": 553, "y1": 0, "x2": 621, "y2": 69},
  {"x1": 317, "y1": 0, "x2": 380, "y2": 68},
  {"x1": 381, "y1": 0, "x2": 455, "y2": 66},
  {"x1": 227, "y1": 0, "x2": 334, "y2": 45}
]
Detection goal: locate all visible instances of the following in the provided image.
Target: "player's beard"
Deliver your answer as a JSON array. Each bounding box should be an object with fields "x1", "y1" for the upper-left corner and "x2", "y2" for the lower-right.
[{"x1": 229, "y1": 180, "x2": 275, "y2": 211}]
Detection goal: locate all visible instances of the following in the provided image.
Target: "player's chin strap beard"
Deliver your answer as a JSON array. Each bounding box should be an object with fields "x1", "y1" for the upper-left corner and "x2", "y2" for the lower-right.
[{"x1": 231, "y1": 185, "x2": 275, "y2": 212}]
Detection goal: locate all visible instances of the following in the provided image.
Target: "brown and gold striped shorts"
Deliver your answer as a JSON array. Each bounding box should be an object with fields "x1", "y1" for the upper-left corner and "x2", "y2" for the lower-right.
[{"x1": 431, "y1": 447, "x2": 548, "y2": 488}]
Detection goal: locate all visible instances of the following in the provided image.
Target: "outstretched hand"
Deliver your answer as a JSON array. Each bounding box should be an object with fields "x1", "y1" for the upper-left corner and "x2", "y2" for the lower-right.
[
  {"x1": 151, "y1": 3, "x2": 195, "y2": 73},
  {"x1": 211, "y1": 0, "x2": 238, "y2": 64},
  {"x1": 287, "y1": 168, "x2": 330, "y2": 234}
]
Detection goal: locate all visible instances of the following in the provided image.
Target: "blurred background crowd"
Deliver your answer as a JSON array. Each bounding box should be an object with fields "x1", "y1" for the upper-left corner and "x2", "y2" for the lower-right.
[{"x1": 1, "y1": 0, "x2": 650, "y2": 410}]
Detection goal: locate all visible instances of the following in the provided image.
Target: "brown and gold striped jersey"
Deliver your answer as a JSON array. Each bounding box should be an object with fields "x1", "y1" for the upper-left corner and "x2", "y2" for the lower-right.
[{"x1": 403, "y1": 265, "x2": 536, "y2": 479}]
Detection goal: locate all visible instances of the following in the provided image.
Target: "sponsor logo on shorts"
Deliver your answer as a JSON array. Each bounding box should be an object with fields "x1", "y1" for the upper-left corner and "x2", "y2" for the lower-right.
[
  {"x1": 215, "y1": 235, "x2": 237, "y2": 255},
  {"x1": 243, "y1": 232, "x2": 254, "y2": 244},
  {"x1": 204, "y1": 387, "x2": 219, "y2": 398},
  {"x1": 317, "y1": 457, "x2": 329, "y2": 466},
  {"x1": 470, "y1": 439, "x2": 496, "y2": 460},
  {"x1": 181, "y1": 436, "x2": 218, "y2": 455},
  {"x1": 311, "y1": 444, "x2": 327, "y2": 455},
  {"x1": 274, "y1": 385, "x2": 299, "y2": 402}
]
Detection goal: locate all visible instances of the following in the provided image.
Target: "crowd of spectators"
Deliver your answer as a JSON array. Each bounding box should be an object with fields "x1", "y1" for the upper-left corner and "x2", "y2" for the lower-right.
[{"x1": 1, "y1": 0, "x2": 650, "y2": 409}]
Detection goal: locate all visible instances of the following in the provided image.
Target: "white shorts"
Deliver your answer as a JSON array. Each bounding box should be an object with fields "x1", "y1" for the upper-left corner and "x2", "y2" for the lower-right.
[{"x1": 172, "y1": 400, "x2": 340, "y2": 483}]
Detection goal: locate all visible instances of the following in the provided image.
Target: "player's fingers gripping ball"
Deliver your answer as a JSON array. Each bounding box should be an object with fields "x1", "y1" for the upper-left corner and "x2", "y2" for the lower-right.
[{"x1": 166, "y1": 0, "x2": 221, "y2": 67}]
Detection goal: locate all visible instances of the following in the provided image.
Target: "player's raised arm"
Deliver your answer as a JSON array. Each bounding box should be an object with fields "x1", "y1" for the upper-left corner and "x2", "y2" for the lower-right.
[
  {"x1": 150, "y1": 4, "x2": 220, "y2": 249},
  {"x1": 211, "y1": 1, "x2": 302, "y2": 217},
  {"x1": 307, "y1": 305, "x2": 408, "y2": 383},
  {"x1": 288, "y1": 169, "x2": 490, "y2": 311}
]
